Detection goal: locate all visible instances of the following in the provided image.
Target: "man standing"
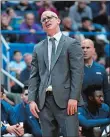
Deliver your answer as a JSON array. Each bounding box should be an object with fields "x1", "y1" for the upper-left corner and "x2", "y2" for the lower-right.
[{"x1": 28, "y1": 11, "x2": 84, "y2": 137}]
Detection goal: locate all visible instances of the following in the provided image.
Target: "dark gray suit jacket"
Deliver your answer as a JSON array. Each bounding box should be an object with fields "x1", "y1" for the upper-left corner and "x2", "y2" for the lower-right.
[{"x1": 28, "y1": 34, "x2": 84, "y2": 109}]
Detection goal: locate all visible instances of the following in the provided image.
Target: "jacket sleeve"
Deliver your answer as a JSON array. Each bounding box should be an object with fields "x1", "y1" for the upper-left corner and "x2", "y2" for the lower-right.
[
  {"x1": 78, "y1": 107, "x2": 110, "y2": 129},
  {"x1": 68, "y1": 39, "x2": 84, "y2": 101},
  {"x1": 1, "y1": 125, "x2": 8, "y2": 135},
  {"x1": 28, "y1": 45, "x2": 40, "y2": 102},
  {"x1": 7, "y1": 102, "x2": 18, "y2": 125}
]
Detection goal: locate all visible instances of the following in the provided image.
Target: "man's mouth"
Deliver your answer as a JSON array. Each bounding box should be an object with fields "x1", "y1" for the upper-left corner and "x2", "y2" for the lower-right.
[{"x1": 46, "y1": 23, "x2": 52, "y2": 28}]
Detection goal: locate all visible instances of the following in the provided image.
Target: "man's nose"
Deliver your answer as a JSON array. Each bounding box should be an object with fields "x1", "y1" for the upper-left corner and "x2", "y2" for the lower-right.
[
  {"x1": 83, "y1": 48, "x2": 87, "y2": 52},
  {"x1": 100, "y1": 97, "x2": 104, "y2": 102}
]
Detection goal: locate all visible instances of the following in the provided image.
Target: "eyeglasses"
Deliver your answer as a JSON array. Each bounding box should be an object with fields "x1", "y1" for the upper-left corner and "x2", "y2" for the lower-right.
[
  {"x1": 41, "y1": 15, "x2": 57, "y2": 23},
  {"x1": 24, "y1": 93, "x2": 28, "y2": 96}
]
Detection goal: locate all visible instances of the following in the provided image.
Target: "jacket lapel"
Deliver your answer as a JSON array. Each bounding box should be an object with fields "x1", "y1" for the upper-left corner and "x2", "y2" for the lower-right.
[
  {"x1": 50, "y1": 34, "x2": 65, "y2": 71},
  {"x1": 43, "y1": 39, "x2": 49, "y2": 71}
]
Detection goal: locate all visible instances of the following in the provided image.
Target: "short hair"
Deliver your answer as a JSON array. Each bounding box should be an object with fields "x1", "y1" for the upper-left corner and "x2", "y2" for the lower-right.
[
  {"x1": 13, "y1": 50, "x2": 21, "y2": 55},
  {"x1": 24, "y1": 12, "x2": 34, "y2": 19},
  {"x1": 22, "y1": 85, "x2": 28, "y2": 94},
  {"x1": 82, "y1": 17, "x2": 91, "y2": 23},
  {"x1": 83, "y1": 84, "x2": 102, "y2": 97}
]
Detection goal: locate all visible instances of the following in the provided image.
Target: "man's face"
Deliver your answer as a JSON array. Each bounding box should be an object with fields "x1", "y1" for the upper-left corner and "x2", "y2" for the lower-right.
[
  {"x1": 78, "y1": 2, "x2": 86, "y2": 9},
  {"x1": 24, "y1": 55, "x2": 32, "y2": 66},
  {"x1": 81, "y1": 41, "x2": 95, "y2": 60},
  {"x1": 14, "y1": 52, "x2": 22, "y2": 62},
  {"x1": 26, "y1": 14, "x2": 35, "y2": 26},
  {"x1": 21, "y1": 89, "x2": 28, "y2": 103},
  {"x1": 82, "y1": 20, "x2": 91, "y2": 29},
  {"x1": 41, "y1": 11, "x2": 60, "y2": 33},
  {"x1": 92, "y1": 90, "x2": 104, "y2": 106}
]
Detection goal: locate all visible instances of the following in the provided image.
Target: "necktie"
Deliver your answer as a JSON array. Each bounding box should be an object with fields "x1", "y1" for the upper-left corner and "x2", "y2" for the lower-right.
[
  {"x1": 47, "y1": 38, "x2": 56, "y2": 87},
  {"x1": 50, "y1": 37, "x2": 56, "y2": 70}
]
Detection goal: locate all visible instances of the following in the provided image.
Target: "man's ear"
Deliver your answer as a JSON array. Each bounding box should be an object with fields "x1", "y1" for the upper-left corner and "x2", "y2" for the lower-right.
[
  {"x1": 57, "y1": 18, "x2": 61, "y2": 24},
  {"x1": 89, "y1": 96, "x2": 93, "y2": 101}
]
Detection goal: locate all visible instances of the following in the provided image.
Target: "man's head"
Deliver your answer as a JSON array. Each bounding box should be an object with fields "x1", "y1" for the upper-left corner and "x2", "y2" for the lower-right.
[
  {"x1": 13, "y1": 50, "x2": 23, "y2": 62},
  {"x1": 25, "y1": 13, "x2": 35, "y2": 26},
  {"x1": 84, "y1": 85, "x2": 104, "y2": 106},
  {"x1": 81, "y1": 39, "x2": 95, "y2": 61},
  {"x1": 41, "y1": 11, "x2": 61, "y2": 36},
  {"x1": 62, "y1": 17, "x2": 72, "y2": 31},
  {"x1": 23, "y1": 53, "x2": 32, "y2": 67},
  {"x1": 21, "y1": 85, "x2": 28, "y2": 103},
  {"x1": 82, "y1": 17, "x2": 92, "y2": 29},
  {"x1": 78, "y1": 2, "x2": 87, "y2": 11}
]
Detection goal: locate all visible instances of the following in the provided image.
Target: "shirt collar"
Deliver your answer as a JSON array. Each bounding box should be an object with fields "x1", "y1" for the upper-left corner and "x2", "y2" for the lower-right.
[
  {"x1": 48, "y1": 31, "x2": 62, "y2": 42},
  {"x1": 85, "y1": 60, "x2": 93, "y2": 68}
]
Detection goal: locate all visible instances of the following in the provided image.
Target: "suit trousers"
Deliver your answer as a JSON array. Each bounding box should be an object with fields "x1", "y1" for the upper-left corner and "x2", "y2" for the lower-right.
[{"x1": 39, "y1": 93, "x2": 79, "y2": 137}]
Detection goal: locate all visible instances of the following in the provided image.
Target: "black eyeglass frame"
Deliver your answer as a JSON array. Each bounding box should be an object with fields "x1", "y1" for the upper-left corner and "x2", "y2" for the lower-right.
[{"x1": 41, "y1": 15, "x2": 58, "y2": 23}]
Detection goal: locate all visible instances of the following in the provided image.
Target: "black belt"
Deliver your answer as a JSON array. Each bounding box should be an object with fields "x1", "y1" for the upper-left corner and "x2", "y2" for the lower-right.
[{"x1": 46, "y1": 91, "x2": 53, "y2": 96}]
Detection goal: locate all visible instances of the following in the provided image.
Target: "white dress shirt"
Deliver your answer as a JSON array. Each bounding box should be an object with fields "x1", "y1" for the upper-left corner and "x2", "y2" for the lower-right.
[
  {"x1": 46, "y1": 31, "x2": 62, "y2": 91},
  {"x1": 47, "y1": 31, "x2": 62, "y2": 71}
]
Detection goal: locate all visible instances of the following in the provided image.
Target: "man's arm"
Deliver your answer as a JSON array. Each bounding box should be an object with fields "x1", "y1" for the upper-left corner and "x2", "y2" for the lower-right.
[
  {"x1": 28, "y1": 45, "x2": 40, "y2": 102},
  {"x1": 68, "y1": 39, "x2": 84, "y2": 101},
  {"x1": 1, "y1": 125, "x2": 8, "y2": 135},
  {"x1": 78, "y1": 107, "x2": 110, "y2": 129}
]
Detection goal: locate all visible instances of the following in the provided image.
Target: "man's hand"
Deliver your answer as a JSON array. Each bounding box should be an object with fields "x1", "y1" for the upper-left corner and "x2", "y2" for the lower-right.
[
  {"x1": 15, "y1": 124, "x2": 24, "y2": 136},
  {"x1": 30, "y1": 29, "x2": 36, "y2": 33},
  {"x1": 7, "y1": 124, "x2": 24, "y2": 136},
  {"x1": 29, "y1": 101, "x2": 40, "y2": 118},
  {"x1": 67, "y1": 99, "x2": 78, "y2": 115},
  {"x1": 6, "y1": 125, "x2": 17, "y2": 134}
]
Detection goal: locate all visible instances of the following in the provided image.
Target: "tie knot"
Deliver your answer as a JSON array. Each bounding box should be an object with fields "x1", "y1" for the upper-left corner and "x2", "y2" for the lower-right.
[{"x1": 49, "y1": 37, "x2": 55, "y2": 42}]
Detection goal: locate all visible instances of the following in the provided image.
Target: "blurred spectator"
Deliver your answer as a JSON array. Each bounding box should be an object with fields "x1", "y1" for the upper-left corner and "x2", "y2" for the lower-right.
[
  {"x1": 32, "y1": 1, "x2": 42, "y2": 11},
  {"x1": 81, "y1": 39, "x2": 110, "y2": 106},
  {"x1": 61, "y1": 17, "x2": 73, "y2": 32},
  {"x1": 61, "y1": 17, "x2": 84, "y2": 41},
  {"x1": 9, "y1": 50, "x2": 26, "y2": 79},
  {"x1": 94, "y1": 36, "x2": 107, "y2": 66},
  {"x1": 89, "y1": 1, "x2": 108, "y2": 26},
  {"x1": 38, "y1": 0, "x2": 58, "y2": 19},
  {"x1": 79, "y1": 17, "x2": 101, "y2": 41},
  {"x1": 53, "y1": 1, "x2": 74, "y2": 18},
  {"x1": 14, "y1": 0, "x2": 33, "y2": 11},
  {"x1": 1, "y1": 15, "x2": 17, "y2": 42},
  {"x1": 20, "y1": 53, "x2": 32, "y2": 85},
  {"x1": 20, "y1": 13, "x2": 43, "y2": 43},
  {"x1": 78, "y1": 85, "x2": 110, "y2": 137},
  {"x1": 6, "y1": 7, "x2": 17, "y2": 21},
  {"x1": 1, "y1": 86, "x2": 24, "y2": 136},
  {"x1": 14, "y1": 85, "x2": 42, "y2": 137},
  {"x1": 69, "y1": 1, "x2": 92, "y2": 30}
]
